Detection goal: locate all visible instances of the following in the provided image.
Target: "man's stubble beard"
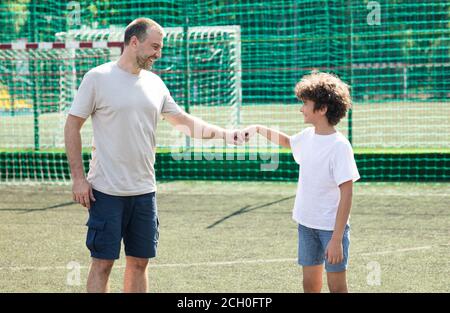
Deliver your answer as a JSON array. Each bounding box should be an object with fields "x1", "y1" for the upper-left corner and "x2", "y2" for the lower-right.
[{"x1": 136, "y1": 55, "x2": 153, "y2": 70}]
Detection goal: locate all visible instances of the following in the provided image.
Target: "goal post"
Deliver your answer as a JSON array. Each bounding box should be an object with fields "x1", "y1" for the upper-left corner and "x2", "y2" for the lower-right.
[{"x1": 0, "y1": 25, "x2": 242, "y2": 153}]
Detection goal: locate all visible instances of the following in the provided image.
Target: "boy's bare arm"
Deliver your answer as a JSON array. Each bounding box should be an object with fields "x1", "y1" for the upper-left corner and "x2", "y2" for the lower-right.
[
  {"x1": 326, "y1": 180, "x2": 353, "y2": 264},
  {"x1": 333, "y1": 180, "x2": 353, "y2": 240},
  {"x1": 244, "y1": 125, "x2": 291, "y2": 148}
]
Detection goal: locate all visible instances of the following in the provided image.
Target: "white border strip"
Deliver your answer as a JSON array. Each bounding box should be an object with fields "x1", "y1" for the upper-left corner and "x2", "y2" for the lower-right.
[
  {"x1": 38, "y1": 42, "x2": 53, "y2": 49},
  {"x1": 65, "y1": 41, "x2": 80, "y2": 49},
  {"x1": 92, "y1": 41, "x2": 108, "y2": 48},
  {"x1": 11, "y1": 42, "x2": 26, "y2": 50}
]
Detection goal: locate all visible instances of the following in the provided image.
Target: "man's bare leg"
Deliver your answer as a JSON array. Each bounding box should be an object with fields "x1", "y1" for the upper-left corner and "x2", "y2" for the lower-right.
[
  {"x1": 124, "y1": 256, "x2": 149, "y2": 293},
  {"x1": 87, "y1": 258, "x2": 115, "y2": 293}
]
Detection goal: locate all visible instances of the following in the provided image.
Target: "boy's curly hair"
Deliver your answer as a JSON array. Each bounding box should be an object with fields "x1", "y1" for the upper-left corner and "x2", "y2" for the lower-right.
[{"x1": 294, "y1": 72, "x2": 352, "y2": 126}]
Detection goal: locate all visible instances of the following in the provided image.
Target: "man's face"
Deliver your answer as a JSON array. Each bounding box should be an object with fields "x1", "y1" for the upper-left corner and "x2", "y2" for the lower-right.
[{"x1": 135, "y1": 30, "x2": 164, "y2": 70}]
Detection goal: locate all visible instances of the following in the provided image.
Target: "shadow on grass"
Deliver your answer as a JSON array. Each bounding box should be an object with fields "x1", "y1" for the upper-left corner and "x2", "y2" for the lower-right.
[
  {"x1": 1, "y1": 202, "x2": 76, "y2": 214},
  {"x1": 207, "y1": 195, "x2": 295, "y2": 229}
]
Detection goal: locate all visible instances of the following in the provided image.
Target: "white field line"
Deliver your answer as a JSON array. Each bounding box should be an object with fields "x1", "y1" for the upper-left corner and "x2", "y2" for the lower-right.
[
  {"x1": 359, "y1": 245, "x2": 433, "y2": 256},
  {"x1": 356, "y1": 193, "x2": 449, "y2": 197},
  {"x1": 1, "y1": 245, "x2": 447, "y2": 272},
  {"x1": 0, "y1": 258, "x2": 297, "y2": 272}
]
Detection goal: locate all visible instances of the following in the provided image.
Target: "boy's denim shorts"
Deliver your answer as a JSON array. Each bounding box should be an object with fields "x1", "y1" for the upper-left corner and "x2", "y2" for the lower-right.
[
  {"x1": 297, "y1": 223, "x2": 350, "y2": 272},
  {"x1": 85, "y1": 189, "x2": 159, "y2": 260}
]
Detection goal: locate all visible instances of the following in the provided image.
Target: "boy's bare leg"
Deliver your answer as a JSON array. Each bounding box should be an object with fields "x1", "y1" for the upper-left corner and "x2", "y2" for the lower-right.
[
  {"x1": 327, "y1": 271, "x2": 348, "y2": 293},
  {"x1": 302, "y1": 265, "x2": 323, "y2": 293}
]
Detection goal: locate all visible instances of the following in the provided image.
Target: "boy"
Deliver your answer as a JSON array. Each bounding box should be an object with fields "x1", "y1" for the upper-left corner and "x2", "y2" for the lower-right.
[{"x1": 244, "y1": 72, "x2": 360, "y2": 293}]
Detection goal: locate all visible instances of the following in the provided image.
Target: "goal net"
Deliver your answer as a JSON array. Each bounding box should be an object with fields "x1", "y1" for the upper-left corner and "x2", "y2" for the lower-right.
[{"x1": 0, "y1": 25, "x2": 241, "y2": 182}]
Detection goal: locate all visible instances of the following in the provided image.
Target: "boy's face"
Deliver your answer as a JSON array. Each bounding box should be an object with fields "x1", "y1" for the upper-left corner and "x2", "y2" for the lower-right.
[{"x1": 300, "y1": 99, "x2": 327, "y2": 124}]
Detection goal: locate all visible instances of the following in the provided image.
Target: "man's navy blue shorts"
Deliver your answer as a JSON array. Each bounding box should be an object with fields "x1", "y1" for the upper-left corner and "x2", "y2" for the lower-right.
[{"x1": 85, "y1": 189, "x2": 159, "y2": 260}]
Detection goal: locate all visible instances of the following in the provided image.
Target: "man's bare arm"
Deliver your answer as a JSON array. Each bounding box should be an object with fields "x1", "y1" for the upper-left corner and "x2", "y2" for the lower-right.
[
  {"x1": 64, "y1": 114, "x2": 95, "y2": 208},
  {"x1": 64, "y1": 115, "x2": 86, "y2": 181},
  {"x1": 164, "y1": 111, "x2": 243, "y2": 144}
]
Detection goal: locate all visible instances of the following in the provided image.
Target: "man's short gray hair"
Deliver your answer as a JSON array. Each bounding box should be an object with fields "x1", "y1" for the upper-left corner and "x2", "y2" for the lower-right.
[{"x1": 124, "y1": 18, "x2": 165, "y2": 45}]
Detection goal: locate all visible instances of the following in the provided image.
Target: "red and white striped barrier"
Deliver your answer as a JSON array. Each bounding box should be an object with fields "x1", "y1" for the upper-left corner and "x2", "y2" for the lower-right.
[{"x1": 0, "y1": 41, "x2": 124, "y2": 50}]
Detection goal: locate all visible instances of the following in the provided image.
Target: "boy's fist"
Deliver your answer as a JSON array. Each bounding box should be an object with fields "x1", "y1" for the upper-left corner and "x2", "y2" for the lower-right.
[{"x1": 242, "y1": 125, "x2": 259, "y2": 142}]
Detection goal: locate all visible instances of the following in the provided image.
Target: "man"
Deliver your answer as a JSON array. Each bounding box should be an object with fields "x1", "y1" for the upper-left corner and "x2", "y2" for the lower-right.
[{"x1": 64, "y1": 18, "x2": 243, "y2": 293}]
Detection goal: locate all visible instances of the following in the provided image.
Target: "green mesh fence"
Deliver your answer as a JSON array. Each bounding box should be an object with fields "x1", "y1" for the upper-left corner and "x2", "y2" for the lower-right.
[{"x1": 0, "y1": 0, "x2": 449, "y2": 183}]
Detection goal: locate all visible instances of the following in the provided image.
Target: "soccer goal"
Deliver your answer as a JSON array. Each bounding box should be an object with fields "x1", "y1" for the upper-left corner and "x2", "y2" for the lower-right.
[{"x1": 0, "y1": 25, "x2": 242, "y2": 154}]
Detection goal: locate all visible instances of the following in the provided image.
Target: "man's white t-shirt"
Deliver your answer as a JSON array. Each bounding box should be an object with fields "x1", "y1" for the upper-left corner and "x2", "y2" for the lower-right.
[
  {"x1": 69, "y1": 62, "x2": 182, "y2": 196},
  {"x1": 289, "y1": 127, "x2": 360, "y2": 230}
]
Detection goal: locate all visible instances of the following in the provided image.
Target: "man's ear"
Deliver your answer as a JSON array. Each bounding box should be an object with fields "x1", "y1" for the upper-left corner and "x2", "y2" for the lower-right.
[
  {"x1": 319, "y1": 105, "x2": 328, "y2": 116},
  {"x1": 130, "y1": 36, "x2": 139, "y2": 48}
]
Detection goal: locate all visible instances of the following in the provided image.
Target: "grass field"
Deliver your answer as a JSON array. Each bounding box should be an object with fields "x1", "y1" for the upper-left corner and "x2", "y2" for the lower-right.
[
  {"x1": 0, "y1": 181, "x2": 449, "y2": 292},
  {"x1": 1, "y1": 102, "x2": 449, "y2": 151}
]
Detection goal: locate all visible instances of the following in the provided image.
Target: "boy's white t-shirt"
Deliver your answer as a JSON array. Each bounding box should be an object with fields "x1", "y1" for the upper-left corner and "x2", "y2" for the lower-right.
[
  {"x1": 289, "y1": 127, "x2": 360, "y2": 230},
  {"x1": 69, "y1": 62, "x2": 182, "y2": 196}
]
